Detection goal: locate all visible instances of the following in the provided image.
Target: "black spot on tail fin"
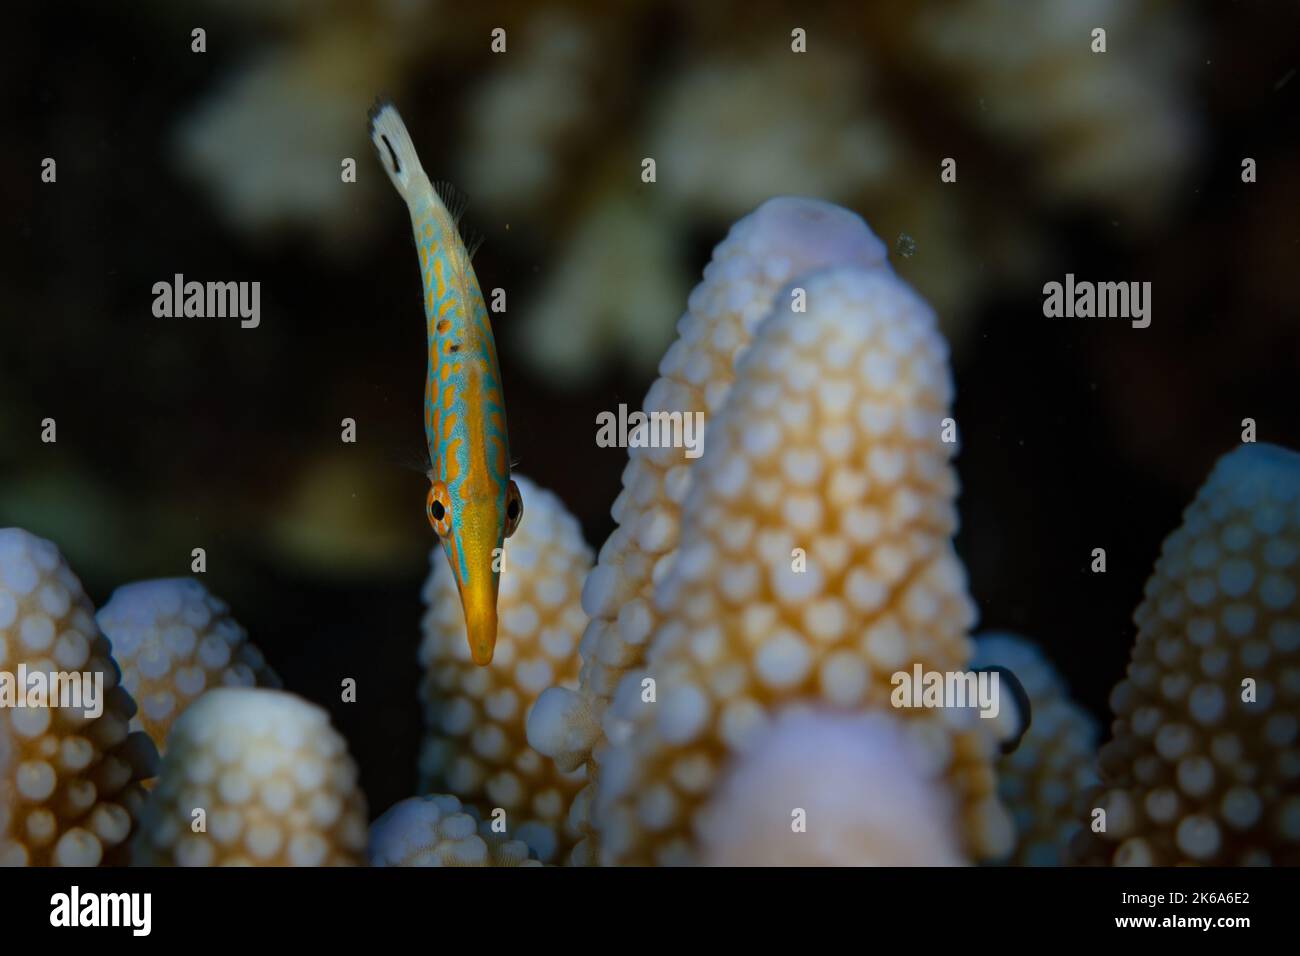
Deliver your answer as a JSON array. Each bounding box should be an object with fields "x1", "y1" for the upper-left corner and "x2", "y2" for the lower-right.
[
  {"x1": 368, "y1": 96, "x2": 410, "y2": 181},
  {"x1": 379, "y1": 136, "x2": 401, "y2": 175}
]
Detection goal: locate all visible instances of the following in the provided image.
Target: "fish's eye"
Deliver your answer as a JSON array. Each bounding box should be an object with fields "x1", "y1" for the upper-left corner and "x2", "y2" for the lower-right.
[
  {"x1": 426, "y1": 483, "x2": 452, "y2": 536},
  {"x1": 504, "y1": 480, "x2": 523, "y2": 538}
]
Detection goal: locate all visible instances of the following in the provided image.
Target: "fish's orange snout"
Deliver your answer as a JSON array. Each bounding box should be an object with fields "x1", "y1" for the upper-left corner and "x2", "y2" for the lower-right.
[
  {"x1": 456, "y1": 572, "x2": 499, "y2": 666},
  {"x1": 443, "y1": 495, "x2": 504, "y2": 666},
  {"x1": 465, "y1": 603, "x2": 498, "y2": 665}
]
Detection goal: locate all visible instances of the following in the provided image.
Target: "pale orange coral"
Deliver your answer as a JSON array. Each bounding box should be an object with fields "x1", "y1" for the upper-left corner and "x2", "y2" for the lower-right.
[
  {"x1": 0, "y1": 529, "x2": 156, "y2": 865},
  {"x1": 1079, "y1": 444, "x2": 1300, "y2": 865},
  {"x1": 974, "y1": 632, "x2": 1099, "y2": 865},
  {"x1": 97, "y1": 578, "x2": 280, "y2": 756},
  {"x1": 587, "y1": 261, "x2": 1009, "y2": 864},
  {"x1": 133, "y1": 688, "x2": 367, "y2": 866},
  {"x1": 527, "y1": 197, "x2": 891, "y2": 863},
  {"x1": 419, "y1": 476, "x2": 591, "y2": 863}
]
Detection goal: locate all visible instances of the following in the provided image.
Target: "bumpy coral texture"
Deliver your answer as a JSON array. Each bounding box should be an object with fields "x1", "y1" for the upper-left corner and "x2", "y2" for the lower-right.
[
  {"x1": 369, "y1": 794, "x2": 541, "y2": 867},
  {"x1": 590, "y1": 264, "x2": 1010, "y2": 865},
  {"x1": 1079, "y1": 443, "x2": 1300, "y2": 865},
  {"x1": 97, "y1": 578, "x2": 280, "y2": 755},
  {"x1": 418, "y1": 475, "x2": 591, "y2": 863},
  {"x1": 0, "y1": 711, "x2": 11, "y2": 852},
  {"x1": 0, "y1": 529, "x2": 157, "y2": 865},
  {"x1": 698, "y1": 707, "x2": 968, "y2": 866},
  {"x1": 527, "y1": 197, "x2": 890, "y2": 863},
  {"x1": 973, "y1": 632, "x2": 1098, "y2": 865},
  {"x1": 133, "y1": 687, "x2": 367, "y2": 866}
]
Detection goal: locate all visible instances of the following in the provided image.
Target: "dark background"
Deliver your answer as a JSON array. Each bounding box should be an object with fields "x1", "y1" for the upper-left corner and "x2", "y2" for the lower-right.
[{"x1": 2, "y1": 0, "x2": 1297, "y2": 818}]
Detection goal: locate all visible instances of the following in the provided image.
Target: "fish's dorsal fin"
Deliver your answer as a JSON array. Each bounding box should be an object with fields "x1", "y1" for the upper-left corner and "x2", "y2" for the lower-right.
[
  {"x1": 433, "y1": 179, "x2": 469, "y2": 225},
  {"x1": 462, "y1": 227, "x2": 485, "y2": 260},
  {"x1": 433, "y1": 179, "x2": 483, "y2": 257}
]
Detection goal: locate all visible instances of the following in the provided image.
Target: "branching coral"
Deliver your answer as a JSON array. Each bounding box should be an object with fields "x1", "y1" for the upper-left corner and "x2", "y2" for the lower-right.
[
  {"x1": 133, "y1": 687, "x2": 367, "y2": 866},
  {"x1": 155, "y1": 0, "x2": 1204, "y2": 389},
  {"x1": 527, "y1": 197, "x2": 891, "y2": 862},
  {"x1": 418, "y1": 475, "x2": 591, "y2": 863},
  {"x1": 0, "y1": 529, "x2": 157, "y2": 865},
  {"x1": 1077, "y1": 443, "x2": 1300, "y2": 866},
  {"x1": 523, "y1": 37, "x2": 961, "y2": 380},
  {"x1": 516, "y1": 190, "x2": 688, "y2": 384},
  {"x1": 369, "y1": 794, "x2": 541, "y2": 867},
  {"x1": 528, "y1": 227, "x2": 1011, "y2": 864},
  {"x1": 174, "y1": 12, "x2": 429, "y2": 250},
  {"x1": 97, "y1": 578, "x2": 280, "y2": 756},
  {"x1": 905, "y1": 0, "x2": 1199, "y2": 221},
  {"x1": 591, "y1": 262, "x2": 1010, "y2": 864},
  {"x1": 973, "y1": 632, "x2": 1098, "y2": 865},
  {"x1": 646, "y1": 45, "x2": 900, "y2": 220},
  {"x1": 697, "y1": 707, "x2": 968, "y2": 866},
  {"x1": 459, "y1": 10, "x2": 605, "y2": 216}
]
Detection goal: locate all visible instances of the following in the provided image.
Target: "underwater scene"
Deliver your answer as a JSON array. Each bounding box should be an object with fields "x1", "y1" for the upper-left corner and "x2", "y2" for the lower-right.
[{"x1": 1, "y1": 0, "x2": 1298, "y2": 895}]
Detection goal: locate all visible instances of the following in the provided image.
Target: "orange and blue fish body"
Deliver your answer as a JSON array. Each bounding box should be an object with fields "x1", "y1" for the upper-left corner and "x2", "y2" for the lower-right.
[{"x1": 370, "y1": 101, "x2": 522, "y2": 666}]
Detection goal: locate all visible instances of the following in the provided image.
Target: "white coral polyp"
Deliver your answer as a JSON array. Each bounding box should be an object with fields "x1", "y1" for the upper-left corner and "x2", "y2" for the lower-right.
[
  {"x1": 132, "y1": 687, "x2": 367, "y2": 866},
  {"x1": 698, "y1": 708, "x2": 967, "y2": 866},
  {"x1": 97, "y1": 578, "x2": 280, "y2": 754},
  {"x1": 591, "y1": 263, "x2": 1010, "y2": 865},
  {"x1": 1083, "y1": 443, "x2": 1300, "y2": 865},
  {"x1": 369, "y1": 794, "x2": 540, "y2": 867},
  {"x1": 0, "y1": 528, "x2": 157, "y2": 866},
  {"x1": 419, "y1": 476, "x2": 592, "y2": 862}
]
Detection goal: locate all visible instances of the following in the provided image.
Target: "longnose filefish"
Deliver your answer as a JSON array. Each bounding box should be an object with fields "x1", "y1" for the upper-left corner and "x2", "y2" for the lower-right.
[{"x1": 369, "y1": 100, "x2": 522, "y2": 666}]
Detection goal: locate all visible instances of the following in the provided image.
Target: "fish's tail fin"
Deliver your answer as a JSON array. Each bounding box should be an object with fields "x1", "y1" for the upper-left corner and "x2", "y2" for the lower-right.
[{"x1": 368, "y1": 98, "x2": 428, "y2": 205}]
